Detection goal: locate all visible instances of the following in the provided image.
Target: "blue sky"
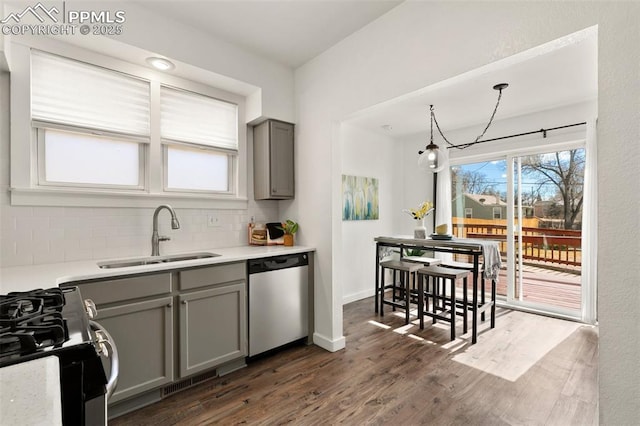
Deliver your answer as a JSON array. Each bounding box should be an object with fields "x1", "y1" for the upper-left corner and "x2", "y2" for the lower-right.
[{"x1": 454, "y1": 159, "x2": 562, "y2": 200}]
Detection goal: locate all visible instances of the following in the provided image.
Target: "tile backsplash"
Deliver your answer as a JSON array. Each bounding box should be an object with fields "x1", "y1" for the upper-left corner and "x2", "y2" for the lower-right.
[{"x1": 0, "y1": 203, "x2": 279, "y2": 267}]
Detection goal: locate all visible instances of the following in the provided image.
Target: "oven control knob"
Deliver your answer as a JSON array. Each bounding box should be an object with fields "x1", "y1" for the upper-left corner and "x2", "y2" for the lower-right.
[
  {"x1": 84, "y1": 299, "x2": 98, "y2": 319},
  {"x1": 94, "y1": 330, "x2": 109, "y2": 357}
]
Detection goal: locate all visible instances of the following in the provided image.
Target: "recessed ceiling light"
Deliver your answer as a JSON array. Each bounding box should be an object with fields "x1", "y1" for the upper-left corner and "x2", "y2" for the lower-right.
[{"x1": 146, "y1": 57, "x2": 175, "y2": 71}]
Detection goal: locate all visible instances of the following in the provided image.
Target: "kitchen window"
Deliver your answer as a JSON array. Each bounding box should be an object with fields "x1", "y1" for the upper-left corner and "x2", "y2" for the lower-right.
[
  {"x1": 160, "y1": 86, "x2": 237, "y2": 193},
  {"x1": 38, "y1": 129, "x2": 144, "y2": 188},
  {"x1": 31, "y1": 51, "x2": 149, "y2": 190},
  {"x1": 9, "y1": 42, "x2": 247, "y2": 208}
]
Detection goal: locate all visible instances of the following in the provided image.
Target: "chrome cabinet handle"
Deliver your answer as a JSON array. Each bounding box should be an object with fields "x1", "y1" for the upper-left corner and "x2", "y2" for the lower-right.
[{"x1": 84, "y1": 299, "x2": 97, "y2": 319}]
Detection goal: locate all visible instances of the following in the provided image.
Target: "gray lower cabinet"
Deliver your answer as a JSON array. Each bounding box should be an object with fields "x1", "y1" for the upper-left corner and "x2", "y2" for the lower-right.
[
  {"x1": 69, "y1": 262, "x2": 247, "y2": 410},
  {"x1": 178, "y1": 281, "x2": 247, "y2": 377},
  {"x1": 66, "y1": 273, "x2": 174, "y2": 404},
  {"x1": 94, "y1": 296, "x2": 174, "y2": 403}
]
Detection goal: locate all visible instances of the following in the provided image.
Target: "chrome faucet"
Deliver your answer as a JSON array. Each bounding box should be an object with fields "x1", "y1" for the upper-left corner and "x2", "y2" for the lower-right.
[{"x1": 151, "y1": 205, "x2": 180, "y2": 256}]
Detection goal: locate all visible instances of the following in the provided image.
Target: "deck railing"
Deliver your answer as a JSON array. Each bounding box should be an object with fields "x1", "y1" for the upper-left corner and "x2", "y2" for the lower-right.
[{"x1": 451, "y1": 219, "x2": 582, "y2": 267}]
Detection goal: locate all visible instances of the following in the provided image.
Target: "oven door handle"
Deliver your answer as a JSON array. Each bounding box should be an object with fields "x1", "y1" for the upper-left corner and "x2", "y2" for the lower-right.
[{"x1": 90, "y1": 320, "x2": 119, "y2": 399}]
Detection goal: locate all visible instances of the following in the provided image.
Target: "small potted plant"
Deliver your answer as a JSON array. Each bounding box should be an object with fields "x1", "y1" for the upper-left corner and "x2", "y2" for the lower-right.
[{"x1": 278, "y1": 219, "x2": 299, "y2": 246}]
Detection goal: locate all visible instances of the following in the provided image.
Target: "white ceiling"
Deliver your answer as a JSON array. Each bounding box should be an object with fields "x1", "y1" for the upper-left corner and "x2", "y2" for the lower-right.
[
  {"x1": 135, "y1": 2, "x2": 596, "y2": 138},
  {"x1": 136, "y1": 0, "x2": 403, "y2": 68},
  {"x1": 345, "y1": 27, "x2": 598, "y2": 138}
]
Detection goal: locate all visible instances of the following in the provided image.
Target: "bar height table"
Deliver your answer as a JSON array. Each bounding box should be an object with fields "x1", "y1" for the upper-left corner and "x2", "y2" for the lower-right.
[{"x1": 374, "y1": 235, "x2": 499, "y2": 344}]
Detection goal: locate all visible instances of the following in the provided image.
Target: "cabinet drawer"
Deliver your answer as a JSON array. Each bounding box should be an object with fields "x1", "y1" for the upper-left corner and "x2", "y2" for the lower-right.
[
  {"x1": 74, "y1": 273, "x2": 172, "y2": 305},
  {"x1": 179, "y1": 262, "x2": 246, "y2": 291}
]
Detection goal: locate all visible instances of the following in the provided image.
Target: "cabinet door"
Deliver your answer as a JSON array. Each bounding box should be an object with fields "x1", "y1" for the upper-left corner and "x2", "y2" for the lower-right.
[
  {"x1": 179, "y1": 282, "x2": 247, "y2": 377},
  {"x1": 269, "y1": 120, "x2": 294, "y2": 198},
  {"x1": 97, "y1": 297, "x2": 174, "y2": 403}
]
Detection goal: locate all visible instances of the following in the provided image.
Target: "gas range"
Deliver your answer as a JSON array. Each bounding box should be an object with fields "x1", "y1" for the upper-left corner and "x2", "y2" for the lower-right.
[
  {"x1": 2, "y1": 288, "x2": 76, "y2": 363},
  {"x1": 0, "y1": 286, "x2": 117, "y2": 425}
]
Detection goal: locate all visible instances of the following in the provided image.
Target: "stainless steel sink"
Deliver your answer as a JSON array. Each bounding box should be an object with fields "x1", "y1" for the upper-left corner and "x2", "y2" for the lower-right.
[{"x1": 97, "y1": 252, "x2": 221, "y2": 269}]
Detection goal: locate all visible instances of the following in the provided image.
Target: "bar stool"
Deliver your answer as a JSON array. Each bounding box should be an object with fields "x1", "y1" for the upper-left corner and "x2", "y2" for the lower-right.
[
  {"x1": 440, "y1": 260, "x2": 496, "y2": 328},
  {"x1": 379, "y1": 260, "x2": 422, "y2": 324},
  {"x1": 402, "y1": 255, "x2": 441, "y2": 267},
  {"x1": 417, "y1": 265, "x2": 469, "y2": 341}
]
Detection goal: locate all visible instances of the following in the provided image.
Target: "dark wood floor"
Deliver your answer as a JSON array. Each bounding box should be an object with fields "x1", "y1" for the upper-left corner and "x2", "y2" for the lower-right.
[{"x1": 110, "y1": 297, "x2": 598, "y2": 425}]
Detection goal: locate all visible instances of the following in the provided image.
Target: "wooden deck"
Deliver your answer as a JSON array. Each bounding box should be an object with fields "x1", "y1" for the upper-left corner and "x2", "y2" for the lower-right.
[
  {"x1": 450, "y1": 255, "x2": 582, "y2": 312},
  {"x1": 495, "y1": 265, "x2": 581, "y2": 311}
]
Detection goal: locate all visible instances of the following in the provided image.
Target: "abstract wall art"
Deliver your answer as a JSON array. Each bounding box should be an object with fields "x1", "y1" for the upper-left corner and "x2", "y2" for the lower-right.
[{"x1": 342, "y1": 175, "x2": 379, "y2": 220}]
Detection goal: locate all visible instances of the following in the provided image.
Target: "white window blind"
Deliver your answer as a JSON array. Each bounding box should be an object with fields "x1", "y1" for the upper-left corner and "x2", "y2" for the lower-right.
[
  {"x1": 160, "y1": 86, "x2": 238, "y2": 151},
  {"x1": 31, "y1": 50, "x2": 150, "y2": 136}
]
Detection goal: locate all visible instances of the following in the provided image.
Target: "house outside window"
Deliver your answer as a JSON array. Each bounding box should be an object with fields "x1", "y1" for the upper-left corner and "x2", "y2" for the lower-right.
[
  {"x1": 465, "y1": 208, "x2": 473, "y2": 218},
  {"x1": 493, "y1": 207, "x2": 502, "y2": 219}
]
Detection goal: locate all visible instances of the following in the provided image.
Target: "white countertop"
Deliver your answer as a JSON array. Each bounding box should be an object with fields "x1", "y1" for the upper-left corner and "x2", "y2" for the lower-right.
[
  {"x1": 0, "y1": 245, "x2": 314, "y2": 293},
  {"x1": 0, "y1": 356, "x2": 62, "y2": 426}
]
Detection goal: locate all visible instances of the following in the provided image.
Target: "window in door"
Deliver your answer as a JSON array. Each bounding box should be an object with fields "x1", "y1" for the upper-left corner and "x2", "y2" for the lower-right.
[
  {"x1": 511, "y1": 149, "x2": 585, "y2": 315},
  {"x1": 450, "y1": 147, "x2": 587, "y2": 320}
]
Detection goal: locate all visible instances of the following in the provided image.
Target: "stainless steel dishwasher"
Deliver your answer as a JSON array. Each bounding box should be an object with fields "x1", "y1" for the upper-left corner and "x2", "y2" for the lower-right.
[{"x1": 248, "y1": 253, "x2": 309, "y2": 357}]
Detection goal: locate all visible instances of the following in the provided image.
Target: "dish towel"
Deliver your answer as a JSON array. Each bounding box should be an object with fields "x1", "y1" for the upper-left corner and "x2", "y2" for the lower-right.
[{"x1": 478, "y1": 241, "x2": 502, "y2": 280}]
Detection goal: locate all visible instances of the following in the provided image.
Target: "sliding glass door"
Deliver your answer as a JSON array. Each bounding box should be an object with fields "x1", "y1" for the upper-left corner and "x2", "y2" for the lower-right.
[
  {"x1": 451, "y1": 145, "x2": 587, "y2": 319},
  {"x1": 509, "y1": 148, "x2": 584, "y2": 317}
]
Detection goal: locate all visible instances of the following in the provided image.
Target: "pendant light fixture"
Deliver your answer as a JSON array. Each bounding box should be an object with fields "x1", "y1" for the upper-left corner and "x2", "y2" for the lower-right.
[
  {"x1": 418, "y1": 105, "x2": 440, "y2": 170},
  {"x1": 419, "y1": 83, "x2": 509, "y2": 171}
]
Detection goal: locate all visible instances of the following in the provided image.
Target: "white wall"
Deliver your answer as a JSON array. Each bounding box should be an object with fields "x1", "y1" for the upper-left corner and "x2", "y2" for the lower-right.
[
  {"x1": 399, "y1": 101, "x2": 596, "y2": 170},
  {"x1": 289, "y1": 2, "x2": 639, "y2": 424},
  {"x1": 0, "y1": 72, "x2": 278, "y2": 265},
  {"x1": 340, "y1": 123, "x2": 401, "y2": 304},
  {"x1": 72, "y1": 1, "x2": 295, "y2": 123},
  {"x1": 398, "y1": 135, "x2": 436, "y2": 236},
  {"x1": 445, "y1": 101, "x2": 597, "y2": 161},
  {"x1": 0, "y1": 0, "x2": 298, "y2": 267}
]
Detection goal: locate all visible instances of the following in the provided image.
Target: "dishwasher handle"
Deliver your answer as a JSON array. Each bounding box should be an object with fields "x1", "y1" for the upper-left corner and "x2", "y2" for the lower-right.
[{"x1": 249, "y1": 253, "x2": 308, "y2": 274}]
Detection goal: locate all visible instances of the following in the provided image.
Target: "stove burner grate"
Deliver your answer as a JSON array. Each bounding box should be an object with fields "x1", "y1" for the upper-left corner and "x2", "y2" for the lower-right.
[{"x1": 0, "y1": 288, "x2": 69, "y2": 358}]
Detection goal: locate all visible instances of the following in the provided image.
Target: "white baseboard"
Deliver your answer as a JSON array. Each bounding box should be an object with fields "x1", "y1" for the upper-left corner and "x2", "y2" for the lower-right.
[
  {"x1": 342, "y1": 288, "x2": 375, "y2": 305},
  {"x1": 313, "y1": 332, "x2": 346, "y2": 352}
]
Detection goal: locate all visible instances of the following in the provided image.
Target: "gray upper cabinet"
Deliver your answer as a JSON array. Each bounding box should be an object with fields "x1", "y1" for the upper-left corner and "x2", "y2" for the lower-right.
[{"x1": 253, "y1": 119, "x2": 295, "y2": 200}]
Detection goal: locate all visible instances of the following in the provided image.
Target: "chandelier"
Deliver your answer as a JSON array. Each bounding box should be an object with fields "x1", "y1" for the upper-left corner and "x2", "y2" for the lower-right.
[{"x1": 418, "y1": 83, "x2": 509, "y2": 171}]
